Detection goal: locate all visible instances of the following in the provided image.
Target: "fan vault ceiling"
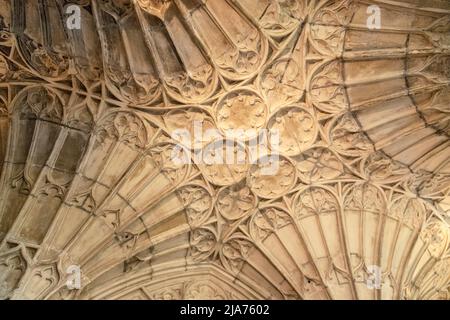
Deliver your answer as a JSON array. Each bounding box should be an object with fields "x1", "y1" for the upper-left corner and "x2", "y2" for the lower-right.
[{"x1": 0, "y1": 0, "x2": 449, "y2": 300}]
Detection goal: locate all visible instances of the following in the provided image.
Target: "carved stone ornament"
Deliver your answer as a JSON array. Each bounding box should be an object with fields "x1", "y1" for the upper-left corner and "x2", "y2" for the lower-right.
[{"x1": 0, "y1": 0, "x2": 449, "y2": 301}]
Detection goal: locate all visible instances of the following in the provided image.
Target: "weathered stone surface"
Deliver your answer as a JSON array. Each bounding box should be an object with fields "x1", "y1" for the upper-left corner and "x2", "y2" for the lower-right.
[{"x1": 0, "y1": 0, "x2": 449, "y2": 300}]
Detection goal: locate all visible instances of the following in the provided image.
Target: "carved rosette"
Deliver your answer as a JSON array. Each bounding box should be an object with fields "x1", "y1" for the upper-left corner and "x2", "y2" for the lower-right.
[
  {"x1": 216, "y1": 89, "x2": 268, "y2": 141},
  {"x1": 248, "y1": 155, "x2": 297, "y2": 199},
  {"x1": 216, "y1": 181, "x2": 257, "y2": 221},
  {"x1": 267, "y1": 105, "x2": 317, "y2": 156},
  {"x1": 198, "y1": 140, "x2": 249, "y2": 186}
]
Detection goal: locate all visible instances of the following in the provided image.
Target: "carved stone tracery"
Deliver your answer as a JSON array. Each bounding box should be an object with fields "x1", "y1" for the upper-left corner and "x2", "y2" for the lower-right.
[{"x1": 0, "y1": 0, "x2": 449, "y2": 300}]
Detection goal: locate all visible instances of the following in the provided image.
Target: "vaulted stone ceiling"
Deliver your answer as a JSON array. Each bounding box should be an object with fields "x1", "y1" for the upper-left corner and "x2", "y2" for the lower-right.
[{"x1": 0, "y1": 0, "x2": 449, "y2": 300}]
